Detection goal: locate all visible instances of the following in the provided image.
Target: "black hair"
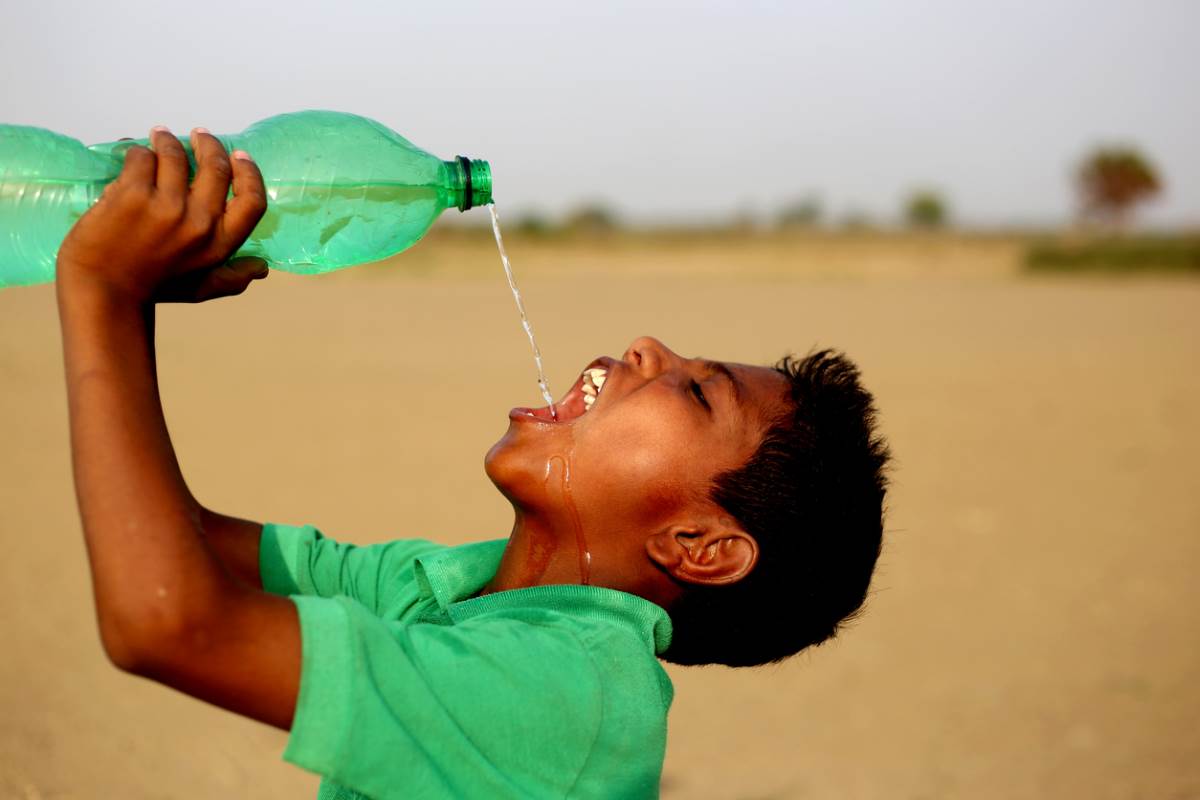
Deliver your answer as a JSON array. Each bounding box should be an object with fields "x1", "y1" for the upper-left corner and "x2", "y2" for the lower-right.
[{"x1": 661, "y1": 350, "x2": 890, "y2": 667}]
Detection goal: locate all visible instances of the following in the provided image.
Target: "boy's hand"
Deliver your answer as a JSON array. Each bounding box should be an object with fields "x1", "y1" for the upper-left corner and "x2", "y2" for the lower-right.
[
  {"x1": 57, "y1": 126, "x2": 268, "y2": 305},
  {"x1": 153, "y1": 256, "x2": 269, "y2": 304}
]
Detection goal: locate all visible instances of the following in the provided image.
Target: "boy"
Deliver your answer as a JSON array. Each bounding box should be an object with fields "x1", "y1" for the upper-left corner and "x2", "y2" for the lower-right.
[{"x1": 55, "y1": 127, "x2": 889, "y2": 799}]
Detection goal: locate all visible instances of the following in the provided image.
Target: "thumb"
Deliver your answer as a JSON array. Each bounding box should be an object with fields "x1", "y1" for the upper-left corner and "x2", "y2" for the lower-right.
[
  {"x1": 191, "y1": 258, "x2": 269, "y2": 302},
  {"x1": 228, "y1": 257, "x2": 270, "y2": 281},
  {"x1": 154, "y1": 258, "x2": 269, "y2": 303}
]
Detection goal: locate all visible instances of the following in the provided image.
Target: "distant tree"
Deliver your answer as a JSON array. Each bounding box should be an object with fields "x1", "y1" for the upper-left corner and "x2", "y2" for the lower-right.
[
  {"x1": 564, "y1": 203, "x2": 619, "y2": 234},
  {"x1": 904, "y1": 190, "x2": 948, "y2": 228},
  {"x1": 839, "y1": 210, "x2": 874, "y2": 231},
  {"x1": 1077, "y1": 146, "x2": 1162, "y2": 227},
  {"x1": 777, "y1": 195, "x2": 823, "y2": 228}
]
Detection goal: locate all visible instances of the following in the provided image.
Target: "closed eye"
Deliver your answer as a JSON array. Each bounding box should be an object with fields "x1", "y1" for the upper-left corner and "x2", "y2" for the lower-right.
[{"x1": 689, "y1": 379, "x2": 710, "y2": 410}]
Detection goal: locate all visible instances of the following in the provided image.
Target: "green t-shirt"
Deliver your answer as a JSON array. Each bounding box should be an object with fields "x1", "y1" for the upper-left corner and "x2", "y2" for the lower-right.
[{"x1": 260, "y1": 523, "x2": 675, "y2": 800}]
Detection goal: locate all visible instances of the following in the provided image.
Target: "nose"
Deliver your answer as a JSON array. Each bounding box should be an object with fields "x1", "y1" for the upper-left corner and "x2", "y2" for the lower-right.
[{"x1": 622, "y1": 336, "x2": 682, "y2": 376}]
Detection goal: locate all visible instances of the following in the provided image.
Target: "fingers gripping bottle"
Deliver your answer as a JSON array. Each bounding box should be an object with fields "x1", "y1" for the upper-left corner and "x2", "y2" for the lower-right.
[{"x1": 0, "y1": 110, "x2": 492, "y2": 288}]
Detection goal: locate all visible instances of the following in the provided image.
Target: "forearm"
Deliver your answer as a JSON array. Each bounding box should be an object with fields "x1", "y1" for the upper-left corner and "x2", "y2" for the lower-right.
[
  {"x1": 143, "y1": 305, "x2": 265, "y2": 590},
  {"x1": 50, "y1": 129, "x2": 300, "y2": 728},
  {"x1": 57, "y1": 279, "x2": 231, "y2": 660},
  {"x1": 140, "y1": 307, "x2": 270, "y2": 587}
]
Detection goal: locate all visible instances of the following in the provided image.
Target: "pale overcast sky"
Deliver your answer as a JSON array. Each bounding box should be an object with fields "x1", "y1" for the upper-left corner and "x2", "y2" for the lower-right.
[{"x1": 2, "y1": 0, "x2": 1196, "y2": 227}]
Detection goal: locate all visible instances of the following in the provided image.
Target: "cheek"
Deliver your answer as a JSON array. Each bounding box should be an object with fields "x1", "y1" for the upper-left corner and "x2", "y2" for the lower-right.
[{"x1": 573, "y1": 418, "x2": 708, "y2": 515}]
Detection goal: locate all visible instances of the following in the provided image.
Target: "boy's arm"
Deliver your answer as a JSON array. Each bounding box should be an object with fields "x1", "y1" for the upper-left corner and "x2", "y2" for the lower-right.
[
  {"x1": 197, "y1": 507, "x2": 264, "y2": 590},
  {"x1": 56, "y1": 127, "x2": 299, "y2": 729},
  {"x1": 140, "y1": 303, "x2": 266, "y2": 591}
]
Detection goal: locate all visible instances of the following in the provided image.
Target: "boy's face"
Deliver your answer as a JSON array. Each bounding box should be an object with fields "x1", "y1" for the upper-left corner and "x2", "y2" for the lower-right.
[{"x1": 485, "y1": 336, "x2": 789, "y2": 582}]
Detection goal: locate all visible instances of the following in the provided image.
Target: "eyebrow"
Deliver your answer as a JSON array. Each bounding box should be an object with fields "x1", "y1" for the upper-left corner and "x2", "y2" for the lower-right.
[{"x1": 703, "y1": 360, "x2": 744, "y2": 411}]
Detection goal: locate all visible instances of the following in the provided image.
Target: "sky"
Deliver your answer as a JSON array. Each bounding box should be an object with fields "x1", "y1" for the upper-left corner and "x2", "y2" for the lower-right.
[{"x1": 2, "y1": 0, "x2": 1196, "y2": 228}]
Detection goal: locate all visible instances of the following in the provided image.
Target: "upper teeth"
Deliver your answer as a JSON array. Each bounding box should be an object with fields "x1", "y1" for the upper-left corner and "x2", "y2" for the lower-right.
[{"x1": 582, "y1": 368, "x2": 607, "y2": 411}]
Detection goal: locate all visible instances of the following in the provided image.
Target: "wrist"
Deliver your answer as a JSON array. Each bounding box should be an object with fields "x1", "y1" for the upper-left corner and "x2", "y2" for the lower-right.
[{"x1": 57, "y1": 260, "x2": 152, "y2": 313}]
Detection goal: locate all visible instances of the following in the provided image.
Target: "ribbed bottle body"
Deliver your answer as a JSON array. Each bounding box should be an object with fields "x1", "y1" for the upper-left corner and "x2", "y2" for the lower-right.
[
  {"x1": 0, "y1": 111, "x2": 488, "y2": 287},
  {"x1": 0, "y1": 126, "x2": 117, "y2": 287}
]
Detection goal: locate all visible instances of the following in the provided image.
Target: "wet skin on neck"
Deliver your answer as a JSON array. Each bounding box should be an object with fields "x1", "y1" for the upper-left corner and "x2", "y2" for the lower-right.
[{"x1": 482, "y1": 336, "x2": 790, "y2": 610}]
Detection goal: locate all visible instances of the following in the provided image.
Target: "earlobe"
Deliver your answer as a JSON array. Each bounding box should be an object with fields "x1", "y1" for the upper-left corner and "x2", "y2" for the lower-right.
[{"x1": 645, "y1": 523, "x2": 758, "y2": 587}]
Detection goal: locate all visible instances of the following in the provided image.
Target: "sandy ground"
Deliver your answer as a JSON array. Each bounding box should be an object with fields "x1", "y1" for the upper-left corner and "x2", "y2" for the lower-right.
[{"x1": 1, "y1": 234, "x2": 1198, "y2": 799}]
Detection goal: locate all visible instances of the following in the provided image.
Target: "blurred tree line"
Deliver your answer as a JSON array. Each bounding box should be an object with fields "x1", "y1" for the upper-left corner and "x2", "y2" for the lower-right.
[
  {"x1": 481, "y1": 143, "x2": 1191, "y2": 273},
  {"x1": 501, "y1": 144, "x2": 1170, "y2": 240}
]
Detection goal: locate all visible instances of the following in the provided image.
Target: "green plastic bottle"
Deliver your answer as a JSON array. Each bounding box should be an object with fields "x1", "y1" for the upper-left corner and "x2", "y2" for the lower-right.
[{"x1": 0, "y1": 110, "x2": 492, "y2": 288}]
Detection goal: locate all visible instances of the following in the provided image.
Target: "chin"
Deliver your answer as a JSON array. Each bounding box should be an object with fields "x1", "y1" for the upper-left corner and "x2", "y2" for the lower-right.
[{"x1": 484, "y1": 429, "x2": 545, "y2": 507}]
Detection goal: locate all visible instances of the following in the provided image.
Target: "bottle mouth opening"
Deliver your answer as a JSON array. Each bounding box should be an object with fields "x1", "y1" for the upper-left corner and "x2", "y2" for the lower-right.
[{"x1": 455, "y1": 156, "x2": 492, "y2": 211}]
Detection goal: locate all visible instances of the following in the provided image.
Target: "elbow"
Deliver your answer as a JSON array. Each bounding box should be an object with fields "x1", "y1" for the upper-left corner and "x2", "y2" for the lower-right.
[
  {"x1": 97, "y1": 598, "x2": 223, "y2": 676},
  {"x1": 98, "y1": 614, "x2": 158, "y2": 674}
]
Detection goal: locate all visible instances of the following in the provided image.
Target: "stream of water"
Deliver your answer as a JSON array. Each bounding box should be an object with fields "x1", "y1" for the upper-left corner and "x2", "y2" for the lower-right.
[{"x1": 488, "y1": 203, "x2": 557, "y2": 419}]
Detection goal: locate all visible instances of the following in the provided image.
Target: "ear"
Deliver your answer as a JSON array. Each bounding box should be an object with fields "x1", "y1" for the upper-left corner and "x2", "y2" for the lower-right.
[{"x1": 645, "y1": 519, "x2": 758, "y2": 587}]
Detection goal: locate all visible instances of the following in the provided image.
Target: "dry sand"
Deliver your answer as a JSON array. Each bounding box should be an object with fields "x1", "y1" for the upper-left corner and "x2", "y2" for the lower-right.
[{"x1": 1, "y1": 233, "x2": 1198, "y2": 798}]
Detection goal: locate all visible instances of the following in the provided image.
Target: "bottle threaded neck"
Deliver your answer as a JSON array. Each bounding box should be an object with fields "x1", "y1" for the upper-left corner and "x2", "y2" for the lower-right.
[{"x1": 448, "y1": 156, "x2": 492, "y2": 211}]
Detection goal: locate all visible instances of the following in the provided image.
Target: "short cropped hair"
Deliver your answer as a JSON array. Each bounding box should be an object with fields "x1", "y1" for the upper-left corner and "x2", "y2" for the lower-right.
[{"x1": 662, "y1": 350, "x2": 890, "y2": 667}]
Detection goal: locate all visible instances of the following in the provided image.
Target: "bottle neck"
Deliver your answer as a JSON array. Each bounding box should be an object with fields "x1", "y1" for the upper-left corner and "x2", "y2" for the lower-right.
[{"x1": 445, "y1": 157, "x2": 492, "y2": 211}]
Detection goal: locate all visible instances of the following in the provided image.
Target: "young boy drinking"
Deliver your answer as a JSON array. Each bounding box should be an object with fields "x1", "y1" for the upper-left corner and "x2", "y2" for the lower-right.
[{"x1": 55, "y1": 127, "x2": 890, "y2": 799}]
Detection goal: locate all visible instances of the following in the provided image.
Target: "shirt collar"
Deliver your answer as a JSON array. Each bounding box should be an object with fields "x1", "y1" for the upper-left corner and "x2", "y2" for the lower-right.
[{"x1": 413, "y1": 539, "x2": 674, "y2": 655}]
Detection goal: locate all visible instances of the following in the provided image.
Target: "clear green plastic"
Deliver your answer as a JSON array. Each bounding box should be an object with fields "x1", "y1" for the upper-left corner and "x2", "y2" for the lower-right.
[{"x1": 0, "y1": 110, "x2": 492, "y2": 288}]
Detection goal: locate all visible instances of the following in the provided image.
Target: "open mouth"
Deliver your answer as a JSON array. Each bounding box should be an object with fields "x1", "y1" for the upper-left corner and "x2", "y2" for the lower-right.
[{"x1": 512, "y1": 359, "x2": 611, "y2": 424}]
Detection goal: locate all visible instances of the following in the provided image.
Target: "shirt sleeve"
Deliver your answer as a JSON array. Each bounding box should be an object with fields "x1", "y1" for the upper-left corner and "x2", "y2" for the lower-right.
[
  {"x1": 283, "y1": 595, "x2": 604, "y2": 800},
  {"x1": 259, "y1": 523, "x2": 444, "y2": 615}
]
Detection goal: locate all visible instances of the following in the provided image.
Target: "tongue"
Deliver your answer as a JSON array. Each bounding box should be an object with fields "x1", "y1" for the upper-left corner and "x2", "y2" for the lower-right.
[
  {"x1": 525, "y1": 373, "x2": 591, "y2": 422},
  {"x1": 534, "y1": 400, "x2": 585, "y2": 422}
]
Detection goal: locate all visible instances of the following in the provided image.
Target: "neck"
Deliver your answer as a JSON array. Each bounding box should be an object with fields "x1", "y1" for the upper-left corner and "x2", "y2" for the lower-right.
[
  {"x1": 483, "y1": 507, "x2": 589, "y2": 594},
  {"x1": 482, "y1": 508, "x2": 685, "y2": 614}
]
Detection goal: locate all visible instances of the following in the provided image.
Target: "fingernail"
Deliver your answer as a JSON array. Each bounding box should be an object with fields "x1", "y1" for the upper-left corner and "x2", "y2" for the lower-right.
[
  {"x1": 151, "y1": 125, "x2": 170, "y2": 134},
  {"x1": 192, "y1": 126, "x2": 209, "y2": 135},
  {"x1": 233, "y1": 150, "x2": 253, "y2": 161}
]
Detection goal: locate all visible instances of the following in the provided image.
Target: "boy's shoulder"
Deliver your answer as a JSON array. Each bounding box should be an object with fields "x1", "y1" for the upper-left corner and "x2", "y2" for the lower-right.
[
  {"x1": 275, "y1": 529, "x2": 674, "y2": 797},
  {"x1": 267, "y1": 523, "x2": 671, "y2": 688}
]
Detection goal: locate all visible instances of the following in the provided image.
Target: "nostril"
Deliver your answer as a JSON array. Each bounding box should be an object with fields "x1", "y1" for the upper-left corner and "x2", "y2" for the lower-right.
[{"x1": 626, "y1": 336, "x2": 666, "y2": 371}]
